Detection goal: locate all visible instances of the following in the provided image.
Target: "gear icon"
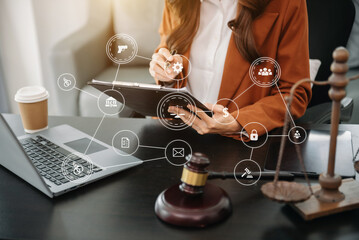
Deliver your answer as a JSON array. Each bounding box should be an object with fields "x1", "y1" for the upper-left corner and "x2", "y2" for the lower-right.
[{"x1": 172, "y1": 62, "x2": 183, "y2": 74}]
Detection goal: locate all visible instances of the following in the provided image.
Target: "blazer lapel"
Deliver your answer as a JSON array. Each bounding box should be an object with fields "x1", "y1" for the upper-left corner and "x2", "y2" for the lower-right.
[
  {"x1": 218, "y1": 12, "x2": 279, "y2": 107},
  {"x1": 253, "y1": 12, "x2": 279, "y2": 50}
]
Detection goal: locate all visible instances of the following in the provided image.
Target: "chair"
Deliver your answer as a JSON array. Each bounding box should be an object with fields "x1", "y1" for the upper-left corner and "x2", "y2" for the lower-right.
[
  {"x1": 50, "y1": 0, "x2": 163, "y2": 117},
  {"x1": 298, "y1": 0, "x2": 356, "y2": 124}
]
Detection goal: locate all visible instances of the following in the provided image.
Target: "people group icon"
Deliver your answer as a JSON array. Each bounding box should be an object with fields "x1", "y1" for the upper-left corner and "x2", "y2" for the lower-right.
[{"x1": 258, "y1": 68, "x2": 272, "y2": 76}]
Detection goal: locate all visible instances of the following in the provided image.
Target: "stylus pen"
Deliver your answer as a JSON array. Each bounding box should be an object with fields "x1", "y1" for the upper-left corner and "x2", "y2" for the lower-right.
[
  {"x1": 165, "y1": 49, "x2": 178, "y2": 68},
  {"x1": 208, "y1": 171, "x2": 295, "y2": 181}
]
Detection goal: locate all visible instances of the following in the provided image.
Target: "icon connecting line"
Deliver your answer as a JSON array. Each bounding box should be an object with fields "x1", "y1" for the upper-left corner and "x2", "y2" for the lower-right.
[
  {"x1": 112, "y1": 64, "x2": 121, "y2": 90},
  {"x1": 275, "y1": 82, "x2": 296, "y2": 127},
  {"x1": 249, "y1": 148, "x2": 254, "y2": 160},
  {"x1": 74, "y1": 87, "x2": 99, "y2": 99},
  {"x1": 83, "y1": 114, "x2": 106, "y2": 156},
  {"x1": 268, "y1": 134, "x2": 289, "y2": 137},
  {"x1": 103, "y1": 157, "x2": 167, "y2": 170},
  {"x1": 232, "y1": 83, "x2": 255, "y2": 102},
  {"x1": 104, "y1": 139, "x2": 191, "y2": 170},
  {"x1": 138, "y1": 145, "x2": 166, "y2": 150},
  {"x1": 58, "y1": 34, "x2": 305, "y2": 187}
]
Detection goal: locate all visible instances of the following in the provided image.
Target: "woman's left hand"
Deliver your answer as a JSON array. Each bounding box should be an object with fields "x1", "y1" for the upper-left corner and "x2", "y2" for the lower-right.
[{"x1": 168, "y1": 103, "x2": 242, "y2": 135}]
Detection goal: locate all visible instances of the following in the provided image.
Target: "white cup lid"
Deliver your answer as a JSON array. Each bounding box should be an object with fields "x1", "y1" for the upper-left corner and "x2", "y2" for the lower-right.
[{"x1": 14, "y1": 86, "x2": 49, "y2": 103}]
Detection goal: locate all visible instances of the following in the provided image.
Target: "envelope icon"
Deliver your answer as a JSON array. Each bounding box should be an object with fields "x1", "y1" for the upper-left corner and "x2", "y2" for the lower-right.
[{"x1": 172, "y1": 148, "x2": 185, "y2": 158}]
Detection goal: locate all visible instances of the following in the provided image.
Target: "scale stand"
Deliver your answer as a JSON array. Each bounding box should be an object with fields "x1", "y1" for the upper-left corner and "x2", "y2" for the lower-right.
[{"x1": 262, "y1": 47, "x2": 359, "y2": 220}]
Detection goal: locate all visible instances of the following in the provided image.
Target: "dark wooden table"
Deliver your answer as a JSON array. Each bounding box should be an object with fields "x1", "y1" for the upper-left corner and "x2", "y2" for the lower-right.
[{"x1": 1, "y1": 114, "x2": 359, "y2": 240}]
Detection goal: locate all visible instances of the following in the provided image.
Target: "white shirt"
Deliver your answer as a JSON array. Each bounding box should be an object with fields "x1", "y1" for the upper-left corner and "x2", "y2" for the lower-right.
[{"x1": 187, "y1": 0, "x2": 237, "y2": 104}]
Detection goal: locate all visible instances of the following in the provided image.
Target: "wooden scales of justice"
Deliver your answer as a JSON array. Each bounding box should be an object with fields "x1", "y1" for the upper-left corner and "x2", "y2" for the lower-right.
[
  {"x1": 261, "y1": 47, "x2": 359, "y2": 220},
  {"x1": 155, "y1": 47, "x2": 359, "y2": 227}
]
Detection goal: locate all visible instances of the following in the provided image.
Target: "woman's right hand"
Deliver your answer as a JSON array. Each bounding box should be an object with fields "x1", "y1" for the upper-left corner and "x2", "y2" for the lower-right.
[{"x1": 149, "y1": 48, "x2": 183, "y2": 83}]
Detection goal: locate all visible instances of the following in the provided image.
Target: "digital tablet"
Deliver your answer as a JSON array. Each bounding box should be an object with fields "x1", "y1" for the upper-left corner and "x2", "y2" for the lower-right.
[{"x1": 88, "y1": 80, "x2": 213, "y2": 118}]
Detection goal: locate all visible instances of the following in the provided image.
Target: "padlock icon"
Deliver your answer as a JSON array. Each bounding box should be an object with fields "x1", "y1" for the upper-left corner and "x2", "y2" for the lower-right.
[{"x1": 250, "y1": 129, "x2": 258, "y2": 141}]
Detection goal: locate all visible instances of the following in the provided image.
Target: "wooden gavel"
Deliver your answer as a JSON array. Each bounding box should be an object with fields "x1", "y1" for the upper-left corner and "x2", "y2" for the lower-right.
[
  {"x1": 155, "y1": 152, "x2": 232, "y2": 227},
  {"x1": 180, "y1": 152, "x2": 294, "y2": 196},
  {"x1": 155, "y1": 152, "x2": 294, "y2": 227}
]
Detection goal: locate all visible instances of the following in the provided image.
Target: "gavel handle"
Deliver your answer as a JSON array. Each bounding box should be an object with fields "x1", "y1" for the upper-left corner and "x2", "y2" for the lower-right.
[{"x1": 208, "y1": 171, "x2": 295, "y2": 181}]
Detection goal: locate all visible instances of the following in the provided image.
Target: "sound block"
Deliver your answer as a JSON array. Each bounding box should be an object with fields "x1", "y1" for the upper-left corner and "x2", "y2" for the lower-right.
[
  {"x1": 291, "y1": 178, "x2": 359, "y2": 220},
  {"x1": 155, "y1": 183, "x2": 232, "y2": 228}
]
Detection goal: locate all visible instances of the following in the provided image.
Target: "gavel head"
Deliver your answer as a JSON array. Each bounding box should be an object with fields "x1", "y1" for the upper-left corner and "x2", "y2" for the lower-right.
[
  {"x1": 179, "y1": 152, "x2": 210, "y2": 195},
  {"x1": 155, "y1": 152, "x2": 232, "y2": 227}
]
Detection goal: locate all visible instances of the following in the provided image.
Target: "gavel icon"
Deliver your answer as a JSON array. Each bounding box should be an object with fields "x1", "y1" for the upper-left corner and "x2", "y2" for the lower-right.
[{"x1": 155, "y1": 152, "x2": 294, "y2": 228}]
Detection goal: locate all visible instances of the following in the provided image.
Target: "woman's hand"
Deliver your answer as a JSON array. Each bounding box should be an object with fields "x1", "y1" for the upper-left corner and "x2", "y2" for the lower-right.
[
  {"x1": 168, "y1": 103, "x2": 242, "y2": 135},
  {"x1": 149, "y1": 48, "x2": 183, "y2": 83}
]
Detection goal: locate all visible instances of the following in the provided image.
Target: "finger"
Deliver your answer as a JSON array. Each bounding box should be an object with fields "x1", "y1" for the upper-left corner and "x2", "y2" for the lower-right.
[
  {"x1": 168, "y1": 106, "x2": 191, "y2": 123},
  {"x1": 151, "y1": 57, "x2": 175, "y2": 76},
  {"x1": 204, "y1": 103, "x2": 214, "y2": 109},
  {"x1": 174, "y1": 110, "x2": 207, "y2": 135},
  {"x1": 149, "y1": 61, "x2": 158, "y2": 73},
  {"x1": 168, "y1": 106, "x2": 193, "y2": 123},
  {"x1": 150, "y1": 60, "x2": 174, "y2": 81},
  {"x1": 158, "y1": 48, "x2": 174, "y2": 61},
  {"x1": 154, "y1": 72, "x2": 173, "y2": 82},
  {"x1": 190, "y1": 117, "x2": 209, "y2": 134},
  {"x1": 152, "y1": 63, "x2": 167, "y2": 76},
  {"x1": 204, "y1": 103, "x2": 225, "y2": 116},
  {"x1": 151, "y1": 53, "x2": 167, "y2": 66},
  {"x1": 187, "y1": 104, "x2": 212, "y2": 123},
  {"x1": 168, "y1": 106, "x2": 209, "y2": 133},
  {"x1": 150, "y1": 60, "x2": 168, "y2": 75},
  {"x1": 212, "y1": 104, "x2": 225, "y2": 113},
  {"x1": 149, "y1": 68, "x2": 155, "y2": 78},
  {"x1": 191, "y1": 124, "x2": 204, "y2": 135},
  {"x1": 172, "y1": 54, "x2": 183, "y2": 63},
  {"x1": 150, "y1": 66, "x2": 171, "y2": 82}
]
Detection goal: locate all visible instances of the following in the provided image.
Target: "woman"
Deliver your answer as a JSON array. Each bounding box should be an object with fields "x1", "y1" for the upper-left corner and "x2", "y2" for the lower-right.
[{"x1": 149, "y1": 0, "x2": 311, "y2": 140}]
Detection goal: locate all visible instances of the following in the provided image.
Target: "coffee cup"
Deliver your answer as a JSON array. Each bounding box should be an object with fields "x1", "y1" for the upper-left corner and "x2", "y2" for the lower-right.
[{"x1": 14, "y1": 86, "x2": 49, "y2": 133}]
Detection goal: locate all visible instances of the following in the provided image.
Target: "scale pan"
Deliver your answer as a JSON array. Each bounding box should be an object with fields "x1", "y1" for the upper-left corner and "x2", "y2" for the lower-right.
[{"x1": 261, "y1": 181, "x2": 311, "y2": 203}]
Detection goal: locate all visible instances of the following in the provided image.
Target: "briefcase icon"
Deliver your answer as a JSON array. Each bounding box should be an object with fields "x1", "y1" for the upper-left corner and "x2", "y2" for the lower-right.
[
  {"x1": 172, "y1": 148, "x2": 185, "y2": 157},
  {"x1": 250, "y1": 129, "x2": 258, "y2": 141}
]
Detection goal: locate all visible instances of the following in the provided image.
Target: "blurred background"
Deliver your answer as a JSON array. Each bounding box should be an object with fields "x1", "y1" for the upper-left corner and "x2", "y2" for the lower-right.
[
  {"x1": 0, "y1": 0, "x2": 163, "y2": 117},
  {"x1": 0, "y1": 0, "x2": 358, "y2": 124},
  {"x1": 0, "y1": 0, "x2": 92, "y2": 114}
]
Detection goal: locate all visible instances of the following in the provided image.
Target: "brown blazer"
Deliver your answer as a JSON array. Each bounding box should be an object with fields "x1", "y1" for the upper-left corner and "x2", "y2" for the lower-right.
[{"x1": 157, "y1": 0, "x2": 312, "y2": 140}]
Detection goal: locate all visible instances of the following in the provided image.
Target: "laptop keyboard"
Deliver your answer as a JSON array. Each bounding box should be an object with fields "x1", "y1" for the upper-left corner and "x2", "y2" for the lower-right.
[{"x1": 19, "y1": 136, "x2": 102, "y2": 186}]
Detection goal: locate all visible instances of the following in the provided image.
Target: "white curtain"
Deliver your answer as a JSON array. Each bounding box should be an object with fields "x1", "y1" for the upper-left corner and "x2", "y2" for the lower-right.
[
  {"x1": 0, "y1": 49, "x2": 9, "y2": 113},
  {"x1": 347, "y1": 0, "x2": 359, "y2": 68}
]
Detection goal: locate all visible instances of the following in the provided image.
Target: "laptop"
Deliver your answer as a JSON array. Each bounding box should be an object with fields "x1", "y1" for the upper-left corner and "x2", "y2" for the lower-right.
[{"x1": 0, "y1": 114, "x2": 142, "y2": 198}]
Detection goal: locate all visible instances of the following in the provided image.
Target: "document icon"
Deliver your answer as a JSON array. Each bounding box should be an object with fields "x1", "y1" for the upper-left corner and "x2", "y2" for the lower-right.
[
  {"x1": 121, "y1": 137, "x2": 130, "y2": 149},
  {"x1": 172, "y1": 148, "x2": 184, "y2": 158}
]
